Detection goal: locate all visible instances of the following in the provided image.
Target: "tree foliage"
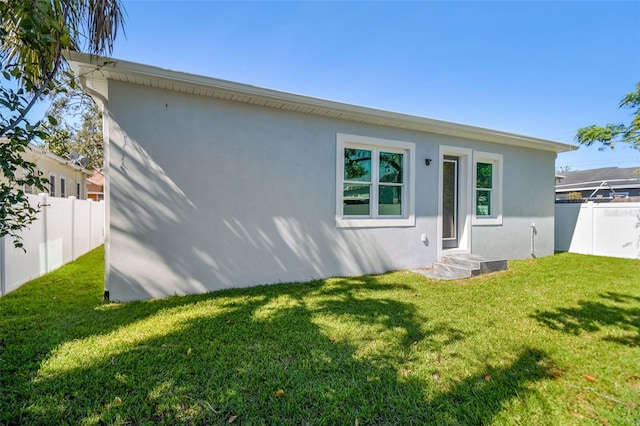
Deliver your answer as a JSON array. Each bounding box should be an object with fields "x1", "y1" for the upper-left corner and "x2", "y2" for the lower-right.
[
  {"x1": 555, "y1": 165, "x2": 573, "y2": 173},
  {"x1": 575, "y1": 82, "x2": 640, "y2": 151},
  {"x1": 41, "y1": 76, "x2": 103, "y2": 170},
  {"x1": 0, "y1": 0, "x2": 124, "y2": 248}
]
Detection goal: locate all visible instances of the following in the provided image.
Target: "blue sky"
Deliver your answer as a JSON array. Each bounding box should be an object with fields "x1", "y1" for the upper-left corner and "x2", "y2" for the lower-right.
[{"x1": 109, "y1": 1, "x2": 639, "y2": 170}]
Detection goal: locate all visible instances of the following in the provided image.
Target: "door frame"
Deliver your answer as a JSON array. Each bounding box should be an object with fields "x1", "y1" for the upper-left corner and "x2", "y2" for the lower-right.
[{"x1": 437, "y1": 145, "x2": 472, "y2": 260}]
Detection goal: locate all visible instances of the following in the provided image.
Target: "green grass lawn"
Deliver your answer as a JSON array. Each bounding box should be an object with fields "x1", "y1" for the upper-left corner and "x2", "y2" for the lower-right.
[{"x1": 0, "y1": 247, "x2": 638, "y2": 425}]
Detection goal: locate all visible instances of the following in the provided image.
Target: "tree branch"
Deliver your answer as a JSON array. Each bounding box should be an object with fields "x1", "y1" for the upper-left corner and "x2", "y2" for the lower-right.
[{"x1": 0, "y1": 55, "x2": 63, "y2": 138}]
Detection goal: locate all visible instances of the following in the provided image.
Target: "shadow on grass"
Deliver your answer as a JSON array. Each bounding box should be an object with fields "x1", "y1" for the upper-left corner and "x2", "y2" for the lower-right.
[
  {"x1": 531, "y1": 291, "x2": 640, "y2": 347},
  {"x1": 424, "y1": 348, "x2": 554, "y2": 424},
  {"x1": 1, "y1": 249, "x2": 555, "y2": 424}
]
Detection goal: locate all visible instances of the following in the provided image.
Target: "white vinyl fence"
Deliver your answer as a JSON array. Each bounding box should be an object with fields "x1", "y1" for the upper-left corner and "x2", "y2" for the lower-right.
[
  {"x1": 0, "y1": 193, "x2": 105, "y2": 296},
  {"x1": 555, "y1": 202, "x2": 640, "y2": 259}
]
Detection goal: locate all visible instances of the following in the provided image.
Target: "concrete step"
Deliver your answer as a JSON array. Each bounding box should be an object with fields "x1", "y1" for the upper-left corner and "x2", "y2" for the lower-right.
[
  {"x1": 412, "y1": 267, "x2": 470, "y2": 281},
  {"x1": 433, "y1": 261, "x2": 480, "y2": 278},
  {"x1": 441, "y1": 254, "x2": 481, "y2": 269},
  {"x1": 442, "y1": 254, "x2": 508, "y2": 274},
  {"x1": 413, "y1": 254, "x2": 507, "y2": 281}
]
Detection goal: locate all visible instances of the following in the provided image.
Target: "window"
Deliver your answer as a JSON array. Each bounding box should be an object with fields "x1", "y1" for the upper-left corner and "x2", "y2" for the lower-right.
[
  {"x1": 342, "y1": 149, "x2": 404, "y2": 217},
  {"x1": 472, "y1": 152, "x2": 502, "y2": 225},
  {"x1": 475, "y1": 163, "x2": 492, "y2": 216},
  {"x1": 49, "y1": 175, "x2": 56, "y2": 197},
  {"x1": 76, "y1": 182, "x2": 81, "y2": 198},
  {"x1": 60, "y1": 177, "x2": 66, "y2": 198},
  {"x1": 337, "y1": 134, "x2": 415, "y2": 227}
]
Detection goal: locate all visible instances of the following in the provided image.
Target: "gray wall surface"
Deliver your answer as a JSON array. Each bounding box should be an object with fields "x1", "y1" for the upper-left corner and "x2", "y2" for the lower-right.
[{"x1": 105, "y1": 81, "x2": 556, "y2": 301}]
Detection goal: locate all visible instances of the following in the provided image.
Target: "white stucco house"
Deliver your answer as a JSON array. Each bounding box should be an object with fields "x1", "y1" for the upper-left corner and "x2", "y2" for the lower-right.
[{"x1": 68, "y1": 52, "x2": 573, "y2": 302}]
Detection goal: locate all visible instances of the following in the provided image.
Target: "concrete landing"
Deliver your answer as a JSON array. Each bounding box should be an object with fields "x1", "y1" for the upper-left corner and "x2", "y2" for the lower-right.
[{"x1": 414, "y1": 254, "x2": 507, "y2": 280}]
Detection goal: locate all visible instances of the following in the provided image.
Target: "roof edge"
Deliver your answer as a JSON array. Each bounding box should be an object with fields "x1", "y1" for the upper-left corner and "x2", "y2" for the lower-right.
[
  {"x1": 28, "y1": 143, "x2": 93, "y2": 175},
  {"x1": 66, "y1": 51, "x2": 574, "y2": 154}
]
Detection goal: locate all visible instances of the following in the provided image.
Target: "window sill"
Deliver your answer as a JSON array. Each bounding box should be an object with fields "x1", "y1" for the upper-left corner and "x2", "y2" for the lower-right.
[
  {"x1": 336, "y1": 216, "x2": 416, "y2": 228},
  {"x1": 472, "y1": 216, "x2": 503, "y2": 226}
]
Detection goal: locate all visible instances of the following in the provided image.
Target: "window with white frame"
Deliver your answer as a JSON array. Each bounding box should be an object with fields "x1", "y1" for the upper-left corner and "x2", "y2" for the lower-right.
[
  {"x1": 60, "y1": 177, "x2": 66, "y2": 198},
  {"x1": 49, "y1": 174, "x2": 56, "y2": 197},
  {"x1": 473, "y1": 152, "x2": 502, "y2": 225},
  {"x1": 336, "y1": 134, "x2": 415, "y2": 227}
]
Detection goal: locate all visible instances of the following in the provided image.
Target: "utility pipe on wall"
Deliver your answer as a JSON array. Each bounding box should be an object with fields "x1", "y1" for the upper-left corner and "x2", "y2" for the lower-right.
[{"x1": 530, "y1": 222, "x2": 537, "y2": 258}]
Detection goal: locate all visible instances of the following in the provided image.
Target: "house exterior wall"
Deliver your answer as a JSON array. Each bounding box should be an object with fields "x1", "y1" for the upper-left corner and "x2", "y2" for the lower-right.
[
  {"x1": 436, "y1": 138, "x2": 557, "y2": 260},
  {"x1": 477, "y1": 144, "x2": 556, "y2": 259},
  {"x1": 19, "y1": 148, "x2": 88, "y2": 199},
  {"x1": 105, "y1": 80, "x2": 557, "y2": 301}
]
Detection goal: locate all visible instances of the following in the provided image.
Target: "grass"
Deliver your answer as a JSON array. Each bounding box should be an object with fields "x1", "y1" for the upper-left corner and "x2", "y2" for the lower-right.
[{"x1": 0, "y1": 247, "x2": 639, "y2": 425}]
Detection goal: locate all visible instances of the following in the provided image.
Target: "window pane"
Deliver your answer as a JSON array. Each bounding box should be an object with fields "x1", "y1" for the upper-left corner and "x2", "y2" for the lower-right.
[
  {"x1": 476, "y1": 163, "x2": 493, "y2": 189},
  {"x1": 379, "y1": 185, "x2": 402, "y2": 216},
  {"x1": 476, "y1": 190, "x2": 491, "y2": 216},
  {"x1": 343, "y1": 184, "x2": 370, "y2": 216},
  {"x1": 379, "y1": 152, "x2": 403, "y2": 183},
  {"x1": 443, "y1": 161, "x2": 456, "y2": 239},
  {"x1": 344, "y1": 148, "x2": 371, "y2": 182}
]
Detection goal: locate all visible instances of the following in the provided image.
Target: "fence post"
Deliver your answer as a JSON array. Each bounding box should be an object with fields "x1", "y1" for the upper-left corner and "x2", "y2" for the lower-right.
[{"x1": 38, "y1": 193, "x2": 50, "y2": 273}]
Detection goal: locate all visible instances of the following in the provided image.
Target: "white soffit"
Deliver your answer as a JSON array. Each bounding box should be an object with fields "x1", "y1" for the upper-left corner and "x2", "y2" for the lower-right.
[{"x1": 66, "y1": 52, "x2": 573, "y2": 153}]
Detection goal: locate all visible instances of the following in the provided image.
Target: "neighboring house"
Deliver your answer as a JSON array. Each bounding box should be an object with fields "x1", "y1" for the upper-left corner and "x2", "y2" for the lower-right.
[
  {"x1": 555, "y1": 167, "x2": 640, "y2": 200},
  {"x1": 0, "y1": 139, "x2": 92, "y2": 199},
  {"x1": 68, "y1": 52, "x2": 573, "y2": 302},
  {"x1": 86, "y1": 170, "x2": 105, "y2": 201}
]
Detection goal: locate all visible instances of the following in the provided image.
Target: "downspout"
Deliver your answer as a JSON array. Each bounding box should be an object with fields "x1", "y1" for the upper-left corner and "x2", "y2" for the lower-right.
[{"x1": 530, "y1": 222, "x2": 537, "y2": 258}]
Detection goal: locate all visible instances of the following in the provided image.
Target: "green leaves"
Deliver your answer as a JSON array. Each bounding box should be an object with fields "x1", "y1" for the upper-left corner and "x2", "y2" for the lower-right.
[
  {"x1": 0, "y1": 0, "x2": 124, "y2": 249},
  {"x1": 0, "y1": 62, "x2": 50, "y2": 248},
  {"x1": 41, "y1": 74, "x2": 104, "y2": 170},
  {"x1": 575, "y1": 82, "x2": 640, "y2": 150}
]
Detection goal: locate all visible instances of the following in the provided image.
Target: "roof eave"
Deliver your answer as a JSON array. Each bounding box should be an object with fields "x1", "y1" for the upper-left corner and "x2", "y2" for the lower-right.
[
  {"x1": 66, "y1": 51, "x2": 574, "y2": 154},
  {"x1": 28, "y1": 143, "x2": 93, "y2": 175}
]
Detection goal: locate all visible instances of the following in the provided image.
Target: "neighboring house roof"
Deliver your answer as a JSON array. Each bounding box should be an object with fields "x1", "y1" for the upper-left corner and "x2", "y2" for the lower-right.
[
  {"x1": 86, "y1": 169, "x2": 104, "y2": 187},
  {"x1": 555, "y1": 166, "x2": 640, "y2": 193},
  {"x1": 67, "y1": 51, "x2": 573, "y2": 154},
  {"x1": 27, "y1": 143, "x2": 93, "y2": 175},
  {"x1": 0, "y1": 139, "x2": 93, "y2": 176}
]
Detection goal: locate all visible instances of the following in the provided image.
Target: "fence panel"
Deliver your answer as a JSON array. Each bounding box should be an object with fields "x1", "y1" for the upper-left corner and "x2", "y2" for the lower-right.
[
  {"x1": 45, "y1": 196, "x2": 74, "y2": 271},
  {"x1": 73, "y1": 198, "x2": 93, "y2": 259},
  {"x1": 90, "y1": 198, "x2": 105, "y2": 249},
  {"x1": 1, "y1": 195, "x2": 46, "y2": 294},
  {"x1": 555, "y1": 202, "x2": 640, "y2": 259},
  {"x1": 0, "y1": 194, "x2": 105, "y2": 296}
]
